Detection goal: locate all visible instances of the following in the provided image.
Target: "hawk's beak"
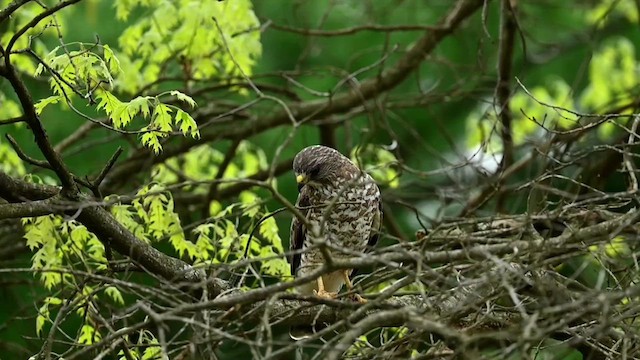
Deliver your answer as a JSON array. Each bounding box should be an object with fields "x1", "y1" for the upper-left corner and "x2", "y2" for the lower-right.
[{"x1": 296, "y1": 173, "x2": 307, "y2": 191}]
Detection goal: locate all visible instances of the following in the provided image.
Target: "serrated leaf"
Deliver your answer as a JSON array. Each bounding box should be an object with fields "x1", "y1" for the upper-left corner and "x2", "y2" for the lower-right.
[
  {"x1": 130, "y1": 96, "x2": 151, "y2": 118},
  {"x1": 175, "y1": 109, "x2": 199, "y2": 137},
  {"x1": 112, "y1": 101, "x2": 135, "y2": 127},
  {"x1": 96, "y1": 91, "x2": 123, "y2": 117},
  {"x1": 78, "y1": 324, "x2": 101, "y2": 345},
  {"x1": 141, "y1": 129, "x2": 163, "y2": 153},
  {"x1": 103, "y1": 44, "x2": 121, "y2": 74},
  {"x1": 170, "y1": 90, "x2": 197, "y2": 108},
  {"x1": 105, "y1": 286, "x2": 125, "y2": 305},
  {"x1": 152, "y1": 103, "x2": 173, "y2": 132},
  {"x1": 34, "y1": 96, "x2": 61, "y2": 115}
]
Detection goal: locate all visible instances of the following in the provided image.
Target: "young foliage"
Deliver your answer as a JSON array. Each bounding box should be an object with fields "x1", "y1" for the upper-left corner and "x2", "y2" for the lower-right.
[
  {"x1": 0, "y1": 138, "x2": 26, "y2": 176},
  {"x1": 0, "y1": 0, "x2": 63, "y2": 74},
  {"x1": 466, "y1": 36, "x2": 640, "y2": 155},
  {"x1": 587, "y1": 0, "x2": 639, "y2": 25},
  {"x1": 143, "y1": 141, "x2": 288, "y2": 278},
  {"x1": 114, "y1": 0, "x2": 261, "y2": 93},
  {"x1": 351, "y1": 144, "x2": 401, "y2": 188},
  {"x1": 29, "y1": 0, "x2": 262, "y2": 154},
  {"x1": 35, "y1": 43, "x2": 200, "y2": 153},
  {"x1": 108, "y1": 180, "x2": 289, "y2": 279},
  {"x1": 110, "y1": 183, "x2": 202, "y2": 259},
  {"x1": 192, "y1": 206, "x2": 290, "y2": 280},
  {"x1": 23, "y1": 215, "x2": 107, "y2": 289},
  {"x1": 117, "y1": 331, "x2": 164, "y2": 360}
]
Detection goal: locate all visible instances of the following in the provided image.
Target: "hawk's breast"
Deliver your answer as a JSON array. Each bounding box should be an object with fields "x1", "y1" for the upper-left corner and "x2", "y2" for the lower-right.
[{"x1": 299, "y1": 174, "x2": 380, "y2": 268}]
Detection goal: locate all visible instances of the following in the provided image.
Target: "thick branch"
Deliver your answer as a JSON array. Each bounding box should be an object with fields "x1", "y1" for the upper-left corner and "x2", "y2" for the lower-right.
[
  {"x1": 3, "y1": 64, "x2": 77, "y2": 191},
  {"x1": 495, "y1": 0, "x2": 517, "y2": 170},
  {"x1": 75, "y1": 205, "x2": 205, "y2": 284},
  {"x1": 0, "y1": 0, "x2": 31, "y2": 24},
  {"x1": 0, "y1": 171, "x2": 207, "y2": 290},
  {"x1": 0, "y1": 195, "x2": 73, "y2": 219},
  {"x1": 0, "y1": 171, "x2": 59, "y2": 201}
]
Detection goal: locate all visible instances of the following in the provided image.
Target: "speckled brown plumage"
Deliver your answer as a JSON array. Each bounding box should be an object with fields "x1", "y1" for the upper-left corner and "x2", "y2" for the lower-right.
[{"x1": 289, "y1": 145, "x2": 382, "y2": 297}]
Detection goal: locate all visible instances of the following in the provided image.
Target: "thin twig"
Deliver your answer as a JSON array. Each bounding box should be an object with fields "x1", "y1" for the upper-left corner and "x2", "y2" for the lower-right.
[
  {"x1": 91, "y1": 147, "x2": 124, "y2": 197},
  {"x1": 5, "y1": 134, "x2": 52, "y2": 169}
]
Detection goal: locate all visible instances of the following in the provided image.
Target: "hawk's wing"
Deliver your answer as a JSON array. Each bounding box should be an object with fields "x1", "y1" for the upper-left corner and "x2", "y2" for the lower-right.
[
  {"x1": 367, "y1": 200, "x2": 383, "y2": 249},
  {"x1": 350, "y1": 197, "x2": 383, "y2": 280},
  {"x1": 289, "y1": 187, "x2": 311, "y2": 277}
]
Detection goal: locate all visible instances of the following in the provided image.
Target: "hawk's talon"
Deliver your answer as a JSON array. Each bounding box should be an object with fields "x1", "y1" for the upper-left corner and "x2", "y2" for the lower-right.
[
  {"x1": 351, "y1": 293, "x2": 368, "y2": 304},
  {"x1": 314, "y1": 289, "x2": 338, "y2": 299}
]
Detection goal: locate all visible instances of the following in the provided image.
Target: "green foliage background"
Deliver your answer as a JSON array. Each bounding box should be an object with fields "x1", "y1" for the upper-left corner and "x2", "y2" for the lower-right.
[{"x1": 1, "y1": 0, "x2": 640, "y2": 358}]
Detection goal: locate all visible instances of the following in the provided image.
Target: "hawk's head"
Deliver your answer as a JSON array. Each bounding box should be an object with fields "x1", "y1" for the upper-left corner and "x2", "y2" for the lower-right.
[{"x1": 293, "y1": 145, "x2": 355, "y2": 191}]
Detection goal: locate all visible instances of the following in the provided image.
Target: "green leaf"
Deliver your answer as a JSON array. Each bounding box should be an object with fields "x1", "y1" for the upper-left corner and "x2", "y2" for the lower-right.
[
  {"x1": 170, "y1": 90, "x2": 197, "y2": 108},
  {"x1": 114, "y1": 0, "x2": 261, "y2": 93},
  {"x1": 141, "y1": 129, "x2": 163, "y2": 153},
  {"x1": 36, "y1": 313, "x2": 46, "y2": 337},
  {"x1": 152, "y1": 103, "x2": 173, "y2": 132},
  {"x1": 103, "y1": 44, "x2": 121, "y2": 74},
  {"x1": 96, "y1": 90, "x2": 124, "y2": 121},
  {"x1": 78, "y1": 324, "x2": 101, "y2": 345},
  {"x1": 260, "y1": 217, "x2": 283, "y2": 250},
  {"x1": 129, "y1": 96, "x2": 152, "y2": 118},
  {"x1": 105, "y1": 286, "x2": 125, "y2": 305},
  {"x1": 112, "y1": 102, "x2": 134, "y2": 127},
  {"x1": 34, "y1": 95, "x2": 61, "y2": 115},
  {"x1": 175, "y1": 109, "x2": 199, "y2": 137},
  {"x1": 142, "y1": 346, "x2": 162, "y2": 360}
]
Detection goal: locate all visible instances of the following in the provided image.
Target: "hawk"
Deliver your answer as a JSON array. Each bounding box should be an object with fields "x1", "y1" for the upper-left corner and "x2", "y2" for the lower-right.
[{"x1": 289, "y1": 145, "x2": 382, "y2": 303}]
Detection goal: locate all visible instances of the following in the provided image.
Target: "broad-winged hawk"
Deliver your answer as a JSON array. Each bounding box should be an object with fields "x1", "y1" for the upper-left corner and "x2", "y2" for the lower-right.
[{"x1": 289, "y1": 145, "x2": 382, "y2": 302}]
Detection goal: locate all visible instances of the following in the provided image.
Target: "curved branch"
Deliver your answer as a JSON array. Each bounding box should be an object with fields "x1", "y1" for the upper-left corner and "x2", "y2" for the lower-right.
[
  {"x1": 3, "y1": 63, "x2": 77, "y2": 191},
  {"x1": 4, "y1": 0, "x2": 83, "y2": 54},
  {"x1": 0, "y1": 171, "x2": 207, "y2": 291},
  {"x1": 0, "y1": 0, "x2": 31, "y2": 24}
]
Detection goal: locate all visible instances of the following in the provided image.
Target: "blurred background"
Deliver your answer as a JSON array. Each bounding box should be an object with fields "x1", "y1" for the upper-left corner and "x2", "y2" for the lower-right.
[{"x1": 1, "y1": 0, "x2": 639, "y2": 358}]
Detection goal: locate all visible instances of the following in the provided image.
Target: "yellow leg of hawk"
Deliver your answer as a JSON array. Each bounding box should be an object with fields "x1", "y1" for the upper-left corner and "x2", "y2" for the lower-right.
[
  {"x1": 342, "y1": 270, "x2": 367, "y2": 304},
  {"x1": 314, "y1": 276, "x2": 338, "y2": 299}
]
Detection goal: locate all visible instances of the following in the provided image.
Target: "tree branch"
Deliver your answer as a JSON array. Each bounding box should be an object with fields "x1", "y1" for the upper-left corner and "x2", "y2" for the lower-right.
[
  {"x1": 0, "y1": 0, "x2": 31, "y2": 24},
  {"x1": 0, "y1": 170, "x2": 207, "y2": 290},
  {"x1": 3, "y1": 64, "x2": 77, "y2": 191},
  {"x1": 5, "y1": 0, "x2": 83, "y2": 54},
  {"x1": 0, "y1": 195, "x2": 74, "y2": 219},
  {"x1": 495, "y1": 0, "x2": 517, "y2": 171}
]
